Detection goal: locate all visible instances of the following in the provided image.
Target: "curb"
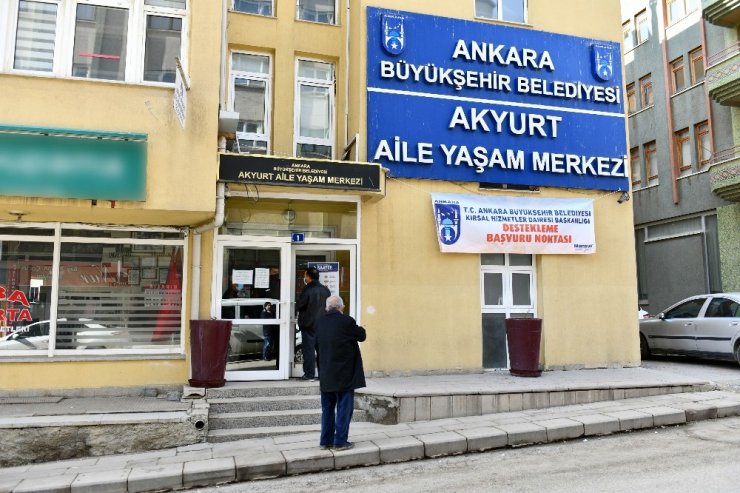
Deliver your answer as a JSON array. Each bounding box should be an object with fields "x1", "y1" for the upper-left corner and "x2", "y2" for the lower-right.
[{"x1": 4, "y1": 395, "x2": 740, "y2": 492}]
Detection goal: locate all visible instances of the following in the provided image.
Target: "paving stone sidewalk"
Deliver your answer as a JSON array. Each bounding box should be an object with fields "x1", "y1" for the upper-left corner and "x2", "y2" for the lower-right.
[{"x1": 2, "y1": 389, "x2": 740, "y2": 493}]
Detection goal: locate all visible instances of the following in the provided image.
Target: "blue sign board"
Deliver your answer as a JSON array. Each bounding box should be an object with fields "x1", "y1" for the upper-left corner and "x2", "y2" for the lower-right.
[
  {"x1": 367, "y1": 8, "x2": 628, "y2": 191},
  {"x1": 291, "y1": 232, "x2": 305, "y2": 243}
]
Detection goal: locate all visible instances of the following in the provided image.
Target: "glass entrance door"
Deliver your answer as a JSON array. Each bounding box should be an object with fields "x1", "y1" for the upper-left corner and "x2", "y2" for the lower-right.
[
  {"x1": 216, "y1": 241, "x2": 290, "y2": 380},
  {"x1": 290, "y1": 245, "x2": 356, "y2": 378}
]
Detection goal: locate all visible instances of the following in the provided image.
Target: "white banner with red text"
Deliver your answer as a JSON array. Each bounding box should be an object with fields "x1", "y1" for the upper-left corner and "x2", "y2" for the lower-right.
[{"x1": 431, "y1": 193, "x2": 595, "y2": 254}]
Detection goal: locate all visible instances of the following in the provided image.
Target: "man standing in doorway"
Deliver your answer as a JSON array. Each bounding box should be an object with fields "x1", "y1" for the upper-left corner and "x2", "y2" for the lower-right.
[
  {"x1": 316, "y1": 295, "x2": 366, "y2": 450},
  {"x1": 296, "y1": 267, "x2": 331, "y2": 381}
]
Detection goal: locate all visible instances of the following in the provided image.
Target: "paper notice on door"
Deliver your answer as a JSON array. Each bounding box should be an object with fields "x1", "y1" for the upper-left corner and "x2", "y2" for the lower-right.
[
  {"x1": 254, "y1": 268, "x2": 270, "y2": 288},
  {"x1": 232, "y1": 269, "x2": 253, "y2": 285}
]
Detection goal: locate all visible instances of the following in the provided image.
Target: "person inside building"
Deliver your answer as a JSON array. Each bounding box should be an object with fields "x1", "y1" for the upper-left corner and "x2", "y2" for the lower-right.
[
  {"x1": 296, "y1": 267, "x2": 331, "y2": 381},
  {"x1": 260, "y1": 301, "x2": 279, "y2": 361},
  {"x1": 315, "y1": 295, "x2": 366, "y2": 451}
]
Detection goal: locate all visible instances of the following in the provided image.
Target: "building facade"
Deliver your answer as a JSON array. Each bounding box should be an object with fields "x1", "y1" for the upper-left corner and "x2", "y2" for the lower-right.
[
  {"x1": 1, "y1": 0, "x2": 639, "y2": 392},
  {"x1": 622, "y1": 0, "x2": 740, "y2": 315}
]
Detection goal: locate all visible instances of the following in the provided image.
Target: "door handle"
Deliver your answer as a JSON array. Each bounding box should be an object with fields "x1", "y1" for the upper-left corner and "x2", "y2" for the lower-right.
[{"x1": 684, "y1": 322, "x2": 694, "y2": 326}]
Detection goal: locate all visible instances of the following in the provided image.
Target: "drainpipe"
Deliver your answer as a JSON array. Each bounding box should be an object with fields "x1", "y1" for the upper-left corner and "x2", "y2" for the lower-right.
[
  {"x1": 191, "y1": 182, "x2": 226, "y2": 319},
  {"x1": 344, "y1": 0, "x2": 350, "y2": 156},
  {"x1": 699, "y1": 17, "x2": 716, "y2": 162},
  {"x1": 658, "y1": 0, "x2": 680, "y2": 204}
]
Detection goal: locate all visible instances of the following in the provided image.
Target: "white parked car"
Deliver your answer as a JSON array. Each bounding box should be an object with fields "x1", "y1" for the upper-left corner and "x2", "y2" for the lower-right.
[
  {"x1": 0, "y1": 319, "x2": 127, "y2": 351},
  {"x1": 639, "y1": 293, "x2": 740, "y2": 365}
]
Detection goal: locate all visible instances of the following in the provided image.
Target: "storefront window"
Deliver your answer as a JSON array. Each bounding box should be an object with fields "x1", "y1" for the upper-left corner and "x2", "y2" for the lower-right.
[
  {"x1": 221, "y1": 198, "x2": 357, "y2": 239},
  {"x1": 0, "y1": 225, "x2": 185, "y2": 356},
  {"x1": 56, "y1": 242, "x2": 182, "y2": 351},
  {"x1": 0, "y1": 240, "x2": 54, "y2": 349}
]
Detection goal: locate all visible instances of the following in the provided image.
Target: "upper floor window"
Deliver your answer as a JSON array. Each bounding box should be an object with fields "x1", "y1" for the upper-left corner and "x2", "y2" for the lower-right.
[
  {"x1": 4, "y1": 0, "x2": 187, "y2": 83},
  {"x1": 639, "y1": 74, "x2": 654, "y2": 107},
  {"x1": 666, "y1": 0, "x2": 700, "y2": 25},
  {"x1": 297, "y1": 0, "x2": 336, "y2": 25},
  {"x1": 233, "y1": 0, "x2": 273, "y2": 16},
  {"x1": 689, "y1": 47, "x2": 704, "y2": 84},
  {"x1": 623, "y1": 21, "x2": 635, "y2": 52},
  {"x1": 695, "y1": 121, "x2": 711, "y2": 167},
  {"x1": 230, "y1": 53, "x2": 271, "y2": 155},
  {"x1": 630, "y1": 146, "x2": 641, "y2": 187},
  {"x1": 295, "y1": 59, "x2": 334, "y2": 159},
  {"x1": 635, "y1": 10, "x2": 650, "y2": 44},
  {"x1": 644, "y1": 140, "x2": 658, "y2": 186},
  {"x1": 670, "y1": 56, "x2": 686, "y2": 93},
  {"x1": 626, "y1": 83, "x2": 637, "y2": 114},
  {"x1": 675, "y1": 128, "x2": 692, "y2": 174},
  {"x1": 475, "y1": 0, "x2": 527, "y2": 24}
]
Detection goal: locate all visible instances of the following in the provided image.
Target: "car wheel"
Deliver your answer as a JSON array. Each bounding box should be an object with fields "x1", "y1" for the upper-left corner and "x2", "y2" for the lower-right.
[
  {"x1": 735, "y1": 343, "x2": 740, "y2": 366},
  {"x1": 640, "y1": 334, "x2": 651, "y2": 360},
  {"x1": 294, "y1": 345, "x2": 304, "y2": 364}
]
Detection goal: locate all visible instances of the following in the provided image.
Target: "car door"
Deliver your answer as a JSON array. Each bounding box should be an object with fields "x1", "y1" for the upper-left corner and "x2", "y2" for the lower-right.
[
  {"x1": 696, "y1": 297, "x2": 740, "y2": 359},
  {"x1": 650, "y1": 297, "x2": 707, "y2": 354}
]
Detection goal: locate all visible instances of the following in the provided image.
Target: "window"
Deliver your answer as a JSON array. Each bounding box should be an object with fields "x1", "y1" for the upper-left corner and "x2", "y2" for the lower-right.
[
  {"x1": 705, "y1": 298, "x2": 740, "y2": 318},
  {"x1": 665, "y1": 298, "x2": 706, "y2": 319},
  {"x1": 644, "y1": 141, "x2": 658, "y2": 185},
  {"x1": 233, "y1": 0, "x2": 272, "y2": 16},
  {"x1": 475, "y1": 0, "x2": 527, "y2": 23},
  {"x1": 297, "y1": 0, "x2": 336, "y2": 24},
  {"x1": 635, "y1": 10, "x2": 650, "y2": 44},
  {"x1": 5, "y1": 0, "x2": 187, "y2": 83},
  {"x1": 666, "y1": 0, "x2": 700, "y2": 25},
  {"x1": 623, "y1": 21, "x2": 635, "y2": 51},
  {"x1": 295, "y1": 59, "x2": 335, "y2": 159},
  {"x1": 689, "y1": 47, "x2": 704, "y2": 84},
  {"x1": 230, "y1": 53, "x2": 271, "y2": 154},
  {"x1": 675, "y1": 128, "x2": 692, "y2": 174},
  {"x1": 0, "y1": 225, "x2": 185, "y2": 356},
  {"x1": 626, "y1": 83, "x2": 637, "y2": 114},
  {"x1": 670, "y1": 57, "x2": 685, "y2": 93},
  {"x1": 13, "y1": 0, "x2": 58, "y2": 72},
  {"x1": 695, "y1": 121, "x2": 711, "y2": 167},
  {"x1": 639, "y1": 74, "x2": 653, "y2": 107},
  {"x1": 630, "y1": 147, "x2": 641, "y2": 186},
  {"x1": 480, "y1": 254, "x2": 536, "y2": 369}
]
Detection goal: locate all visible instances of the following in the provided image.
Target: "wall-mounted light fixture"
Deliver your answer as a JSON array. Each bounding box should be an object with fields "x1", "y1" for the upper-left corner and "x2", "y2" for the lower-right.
[
  {"x1": 617, "y1": 191, "x2": 630, "y2": 204},
  {"x1": 8, "y1": 210, "x2": 27, "y2": 222}
]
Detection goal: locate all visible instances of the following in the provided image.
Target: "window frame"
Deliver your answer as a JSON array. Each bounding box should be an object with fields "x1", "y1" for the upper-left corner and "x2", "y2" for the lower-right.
[
  {"x1": 630, "y1": 146, "x2": 641, "y2": 187},
  {"x1": 689, "y1": 46, "x2": 704, "y2": 85},
  {"x1": 296, "y1": 0, "x2": 338, "y2": 25},
  {"x1": 229, "y1": 51, "x2": 272, "y2": 155},
  {"x1": 694, "y1": 120, "x2": 711, "y2": 168},
  {"x1": 670, "y1": 56, "x2": 685, "y2": 94},
  {"x1": 0, "y1": 222, "x2": 187, "y2": 358},
  {"x1": 623, "y1": 20, "x2": 635, "y2": 52},
  {"x1": 2, "y1": 0, "x2": 188, "y2": 85},
  {"x1": 644, "y1": 140, "x2": 658, "y2": 185},
  {"x1": 232, "y1": 0, "x2": 273, "y2": 16},
  {"x1": 626, "y1": 82, "x2": 637, "y2": 114},
  {"x1": 474, "y1": 0, "x2": 528, "y2": 24},
  {"x1": 675, "y1": 128, "x2": 692, "y2": 174},
  {"x1": 635, "y1": 9, "x2": 649, "y2": 45},
  {"x1": 639, "y1": 74, "x2": 653, "y2": 108},
  {"x1": 666, "y1": 0, "x2": 700, "y2": 25},
  {"x1": 294, "y1": 57, "x2": 335, "y2": 160}
]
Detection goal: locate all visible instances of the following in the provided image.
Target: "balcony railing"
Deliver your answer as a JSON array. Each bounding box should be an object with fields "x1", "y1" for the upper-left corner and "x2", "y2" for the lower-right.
[
  {"x1": 710, "y1": 146, "x2": 740, "y2": 202},
  {"x1": 706, "y1": 43, "x2": 740, "y2": 106},
  {"x1": 707, "y1": 41, "x2": 740, "y2": 67}
]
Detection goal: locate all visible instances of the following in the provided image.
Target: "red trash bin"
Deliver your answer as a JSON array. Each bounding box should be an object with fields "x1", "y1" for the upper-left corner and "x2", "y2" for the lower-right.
[
  {"x1": 189, "y1": 320, "x2": 232, "y2": 388},
  {"x1": 505, "y1": 318, "x2": 542, "y2": 377}
]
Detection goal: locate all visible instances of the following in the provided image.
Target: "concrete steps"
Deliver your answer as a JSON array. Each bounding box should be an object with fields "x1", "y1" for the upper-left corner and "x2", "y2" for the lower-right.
[{"x1": 205, "y1": 381, "x2": 366, "y2": 443}]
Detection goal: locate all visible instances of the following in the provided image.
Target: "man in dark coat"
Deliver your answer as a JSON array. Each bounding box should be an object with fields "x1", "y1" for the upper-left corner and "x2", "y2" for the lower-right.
[
  {"x1": 315, "y1": 295, "x2": 366, "y2": 451},
  {"x1": 295, "y1": 267, "x2": 331, "y2": 380}
]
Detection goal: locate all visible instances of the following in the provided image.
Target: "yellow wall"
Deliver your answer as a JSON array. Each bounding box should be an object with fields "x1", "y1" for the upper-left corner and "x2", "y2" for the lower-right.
[
  {"x1": 0, "y1": 1, "x2": 222, "y2": 224},
  {"x1": 227, "y1": 3, "x2": 347, "y2": 158},
  {"x1": 354, "y1": 0, "x2": 640, "y2": 372},
  {"x1": 0, "y1": 2, "x2": 223, "y2": 390}
]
